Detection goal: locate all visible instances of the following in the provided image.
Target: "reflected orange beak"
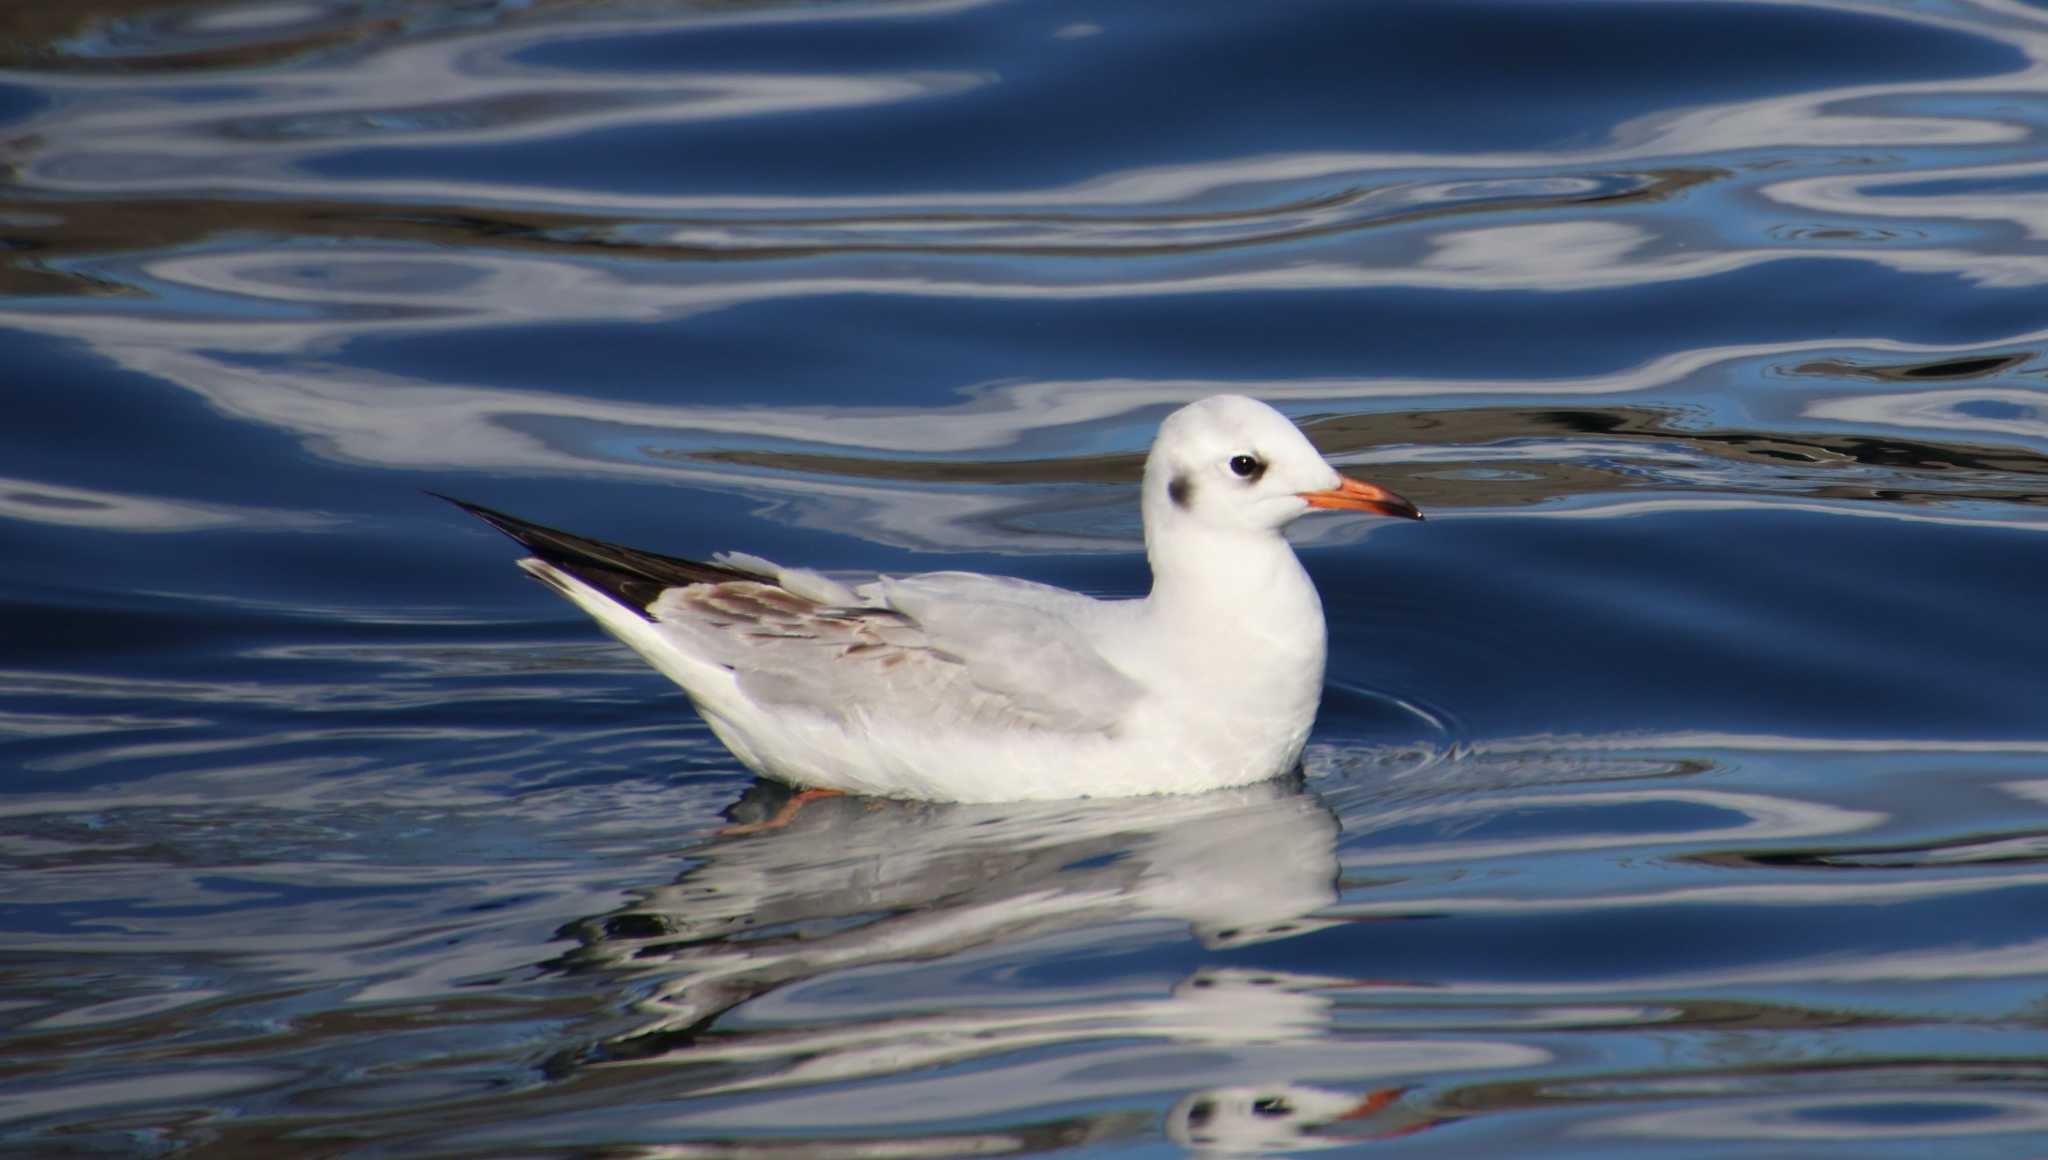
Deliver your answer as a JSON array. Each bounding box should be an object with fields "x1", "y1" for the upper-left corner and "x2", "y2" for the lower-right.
[
  {"x1": 1333, "y1": 1086, "x2": 1409, "y2": 1122},
  {"x1": 1299, "y1": 475, "x2": 1424, "y2": 520}
]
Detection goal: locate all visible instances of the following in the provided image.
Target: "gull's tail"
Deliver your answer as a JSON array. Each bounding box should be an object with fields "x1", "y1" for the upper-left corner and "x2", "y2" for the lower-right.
[
  {"x1": 435, "y1": 493, "x2": 754, "y2": 618},
  {"x1": 436, "y1": 493, "x2": 755, "y2": 710}
]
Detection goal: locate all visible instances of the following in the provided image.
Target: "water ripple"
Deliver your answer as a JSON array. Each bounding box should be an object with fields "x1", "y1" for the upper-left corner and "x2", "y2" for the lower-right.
[{"x1": 5, "y1": 1, "x2": 2048, "y2": 1155}]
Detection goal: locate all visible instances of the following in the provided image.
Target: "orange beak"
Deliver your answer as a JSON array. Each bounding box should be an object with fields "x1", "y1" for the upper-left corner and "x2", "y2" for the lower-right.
[{"x1": 1299, "y1": 475, "x2": 1423, "y2": 521}]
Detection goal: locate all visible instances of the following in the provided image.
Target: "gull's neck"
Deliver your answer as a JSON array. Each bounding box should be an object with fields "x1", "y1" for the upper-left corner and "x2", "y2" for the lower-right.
[
  {"x1": 1135, "y1": 514, "x2": 1329, "y2": 756},
  {"x1": 1141, "y1": 515, "x2": 1327, "y2": 660},
  {"x1": 1125, "y1": 488, "x2": 1331, "y2": 782}
]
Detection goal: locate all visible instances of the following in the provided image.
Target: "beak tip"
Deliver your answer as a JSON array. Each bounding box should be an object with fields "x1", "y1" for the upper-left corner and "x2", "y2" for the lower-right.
[{"x1": 1299, "y1": 476, "x2": 1425, "y2": 521}]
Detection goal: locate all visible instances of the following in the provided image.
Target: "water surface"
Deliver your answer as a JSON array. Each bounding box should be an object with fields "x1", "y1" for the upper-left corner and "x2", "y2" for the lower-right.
[{"x1": 5, "y1": 0, "x2": 2048, "y2": 1155}]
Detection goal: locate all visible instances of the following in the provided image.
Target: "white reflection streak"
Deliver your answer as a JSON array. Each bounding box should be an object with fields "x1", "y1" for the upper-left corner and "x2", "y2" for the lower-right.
[
  {"x1": 4, "y1": 1, "x2": 2043, "y2": 214},
  {"x1": 1488, "y1": 494, "x2": 2048, "y2": 532},
  {"x1": 1412, "y1": 936, "x2": 2048, "y2": 995},
  {"x1": 1340, "y1": 788, "x2": 1882, "y2": 869},
  {"x1": 1586, "y1": 1091, "x2": 2048, "y2": 1140},
  {"x1": 0, "y1": 475, "x2": 319, "y2": 532},
  {"x1": 1333, "y1": 870, "x2": 2048, "y2": 919},
  {"x1": 17, "y1": 258, "x2": 2048, "y2": 451},
  {"x1": 0, "y1": 1070, "x2": 287, "y2": 1126},
  {"x1": 14, "y1": 18, "x2": 989, "y2": 173},
  {"x1": 1771, "y1": 157, "x2": 2048, "y2": 241},
  {"x1": 1, "y1": 1, "x2": 2044, "y2": 549},
  {"x1": 9, "y1": 295, "x2": 2048, "y2": 549},
  {"x1": 1486, "y1": 730, "x2": 2048, "y2": 755},
  {"x1": 1808, "y1": 386, "x2": 2048, "y2": 441},
  {"x1": 89, "y1": 228, "x2": 2048, "y2": 319}
]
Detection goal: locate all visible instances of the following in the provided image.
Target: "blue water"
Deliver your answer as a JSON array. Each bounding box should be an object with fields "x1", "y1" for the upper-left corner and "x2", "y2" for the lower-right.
[{"x1": 5, "y1": 0, "x2": 2048, "y2": 1155}]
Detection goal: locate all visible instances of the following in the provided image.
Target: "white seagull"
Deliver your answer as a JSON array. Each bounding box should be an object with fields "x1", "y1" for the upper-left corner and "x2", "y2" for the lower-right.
[{"x1": 447, "y1": 395, "x2": 1420, "y2": 804}]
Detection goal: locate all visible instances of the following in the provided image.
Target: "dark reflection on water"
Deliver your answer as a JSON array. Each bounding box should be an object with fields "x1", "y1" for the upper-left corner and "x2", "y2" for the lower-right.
[{"x1": 6, "y1": 0, "x2": 2048, "y2": 1155}]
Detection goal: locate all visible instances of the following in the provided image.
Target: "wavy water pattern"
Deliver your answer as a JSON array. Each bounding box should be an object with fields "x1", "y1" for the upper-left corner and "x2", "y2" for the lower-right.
[{"x1": 4, "y1": 0, "x2": 2048, "y2": 1156}]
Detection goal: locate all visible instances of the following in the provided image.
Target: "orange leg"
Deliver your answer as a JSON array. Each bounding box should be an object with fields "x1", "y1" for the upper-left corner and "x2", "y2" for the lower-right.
[{"x1": 718, "y1": 788, "x2": 846, "y2": 836}]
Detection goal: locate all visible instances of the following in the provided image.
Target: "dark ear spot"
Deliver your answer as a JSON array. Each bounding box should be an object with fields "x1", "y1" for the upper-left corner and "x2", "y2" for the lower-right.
[{"x1": 1168, "y1": 473, "x2": 1194, "y2": 510}]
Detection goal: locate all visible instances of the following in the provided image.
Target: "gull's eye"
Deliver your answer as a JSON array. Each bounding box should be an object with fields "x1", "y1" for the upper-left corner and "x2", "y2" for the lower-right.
[{"x1": 1228, "y1": 454, "x2": 1263, "y2": 479}]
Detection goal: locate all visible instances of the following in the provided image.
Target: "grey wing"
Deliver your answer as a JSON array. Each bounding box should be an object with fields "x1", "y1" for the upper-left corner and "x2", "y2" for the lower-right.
[
  {"x1": 646, "y1": 567, "x2": 1142, "y2": 734},
  {"x1": 871, "y1": 573, "x2": 1143, "y2": 731}
]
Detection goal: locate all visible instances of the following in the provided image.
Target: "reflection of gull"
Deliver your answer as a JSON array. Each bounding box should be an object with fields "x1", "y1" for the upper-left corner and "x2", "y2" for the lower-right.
[
  {"x1": 1167, "y1": 1083, "x2": 1444, "y2": 1153},
  {"x1": 1171, "y1": 1061, "x2": 2048, "y2": 1152},
  {"x1": 561, "y1": 779, "x2": 1343, "y2": 1055},
  {"x1": 551, "y1": 778, "x2": 1548, "y2": 1112},
  {"x1": 453, "y1": 397, "x2": 1422, "y2": 801}
]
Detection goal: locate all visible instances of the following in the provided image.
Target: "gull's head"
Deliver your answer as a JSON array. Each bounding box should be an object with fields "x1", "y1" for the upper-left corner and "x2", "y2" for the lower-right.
[{"x1": 1143, "y1": 395, "x2": 1422, "y2": 535}]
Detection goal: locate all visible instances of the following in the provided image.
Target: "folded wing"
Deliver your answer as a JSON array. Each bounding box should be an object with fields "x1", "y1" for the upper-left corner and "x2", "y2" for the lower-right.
[
  {"x1": 440, "y1": 497, "x2": 1142, "y2": 736},
  {"x1": 649, "y1": 570, "x2": 1141, "y2": 734}
]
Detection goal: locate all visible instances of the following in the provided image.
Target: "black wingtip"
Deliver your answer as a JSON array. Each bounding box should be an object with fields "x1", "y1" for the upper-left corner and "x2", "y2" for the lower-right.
[
  {"x1": 430, "y1": 492, "x2": 557, "y2": 555},
  {"x1": 428, "y1": 491, "x2": 509, "y2": 528},
  {"x1": 436, "y1": 492, "x2": 763, "y2": 616}
]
